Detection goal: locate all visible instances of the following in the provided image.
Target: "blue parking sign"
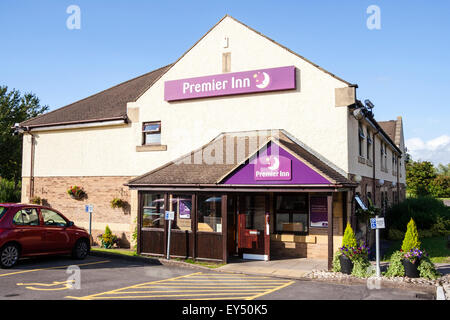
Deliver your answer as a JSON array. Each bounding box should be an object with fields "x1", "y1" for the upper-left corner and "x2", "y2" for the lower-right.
[{"x1": 370, "y1": 218, "x2": 377, "y2": 229}]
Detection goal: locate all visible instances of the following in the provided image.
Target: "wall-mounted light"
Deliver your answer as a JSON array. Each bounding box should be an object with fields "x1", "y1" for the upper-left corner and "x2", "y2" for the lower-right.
[
  {"x1": 353, "y1": 175, "x2": 362, "y2": 183},
  {"x1": 352, "y1": 108, "x2": 364, "y2": 120},
  {"x1": 379, "y1": 179, "x2": 384, "y2": 186},
  {"x1": 392, "y1": 182, "x2": 397, "y2": 187}
]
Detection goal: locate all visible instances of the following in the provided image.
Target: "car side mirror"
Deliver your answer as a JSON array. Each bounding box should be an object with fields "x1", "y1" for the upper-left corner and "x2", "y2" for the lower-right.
[{"x1": 67, "y1": 221, "x2": 74, "y2": 227}]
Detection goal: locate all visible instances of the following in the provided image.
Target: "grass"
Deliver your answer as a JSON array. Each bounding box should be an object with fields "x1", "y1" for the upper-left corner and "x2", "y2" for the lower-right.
[
  {"x1": 382, "y1": 236, "x2": 450, "y2": 263},
  {"x1": 174, "y1": 258, "x2": 225, "y2": 269},
  {"x1": 91, "y1": 247, "x2": 139, "y2": 257},
  {"x1": 91, "y1": 247, "x2": 225, "y2": 268}
]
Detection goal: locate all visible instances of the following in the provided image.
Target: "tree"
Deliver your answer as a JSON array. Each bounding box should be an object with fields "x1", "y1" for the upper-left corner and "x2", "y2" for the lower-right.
[
  {"x1": 429, "y1": 175, "x2": 450, "y2": 198},
  {"x1": 0, "y1": 86, "x2": 49, "y2": 186},
  {"x1": 406, "y1": 160, "x2": 436, "y2": 197},
  {"x1": 436, "y1": 163, "x2": 450, "y2": 177}
]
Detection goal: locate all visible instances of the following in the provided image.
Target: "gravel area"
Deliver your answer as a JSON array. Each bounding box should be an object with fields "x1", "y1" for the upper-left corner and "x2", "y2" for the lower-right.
[{"x1": 304, "y1": 270, "x2": 450, "y2": 299}]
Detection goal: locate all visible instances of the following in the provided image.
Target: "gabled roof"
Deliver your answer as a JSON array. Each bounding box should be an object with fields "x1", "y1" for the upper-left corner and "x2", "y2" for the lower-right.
[
  {"x1": 127, "y1": 130, "x2": 355, "y2": 187},
  {"x1": 379, "y1": 117, "x2": 403, "y2": 147},
  {"x1": 21, "y1": 15, "x2": 354, "y2": 129},
  {"x1": 20, "y1": 64, "x2": 172, "y2": 128}
]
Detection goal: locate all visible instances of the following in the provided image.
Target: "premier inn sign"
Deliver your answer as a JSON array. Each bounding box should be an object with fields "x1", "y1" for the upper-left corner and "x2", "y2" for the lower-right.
[{"x1": 164, "y1": 66, "x2": 296, "y2": 101}]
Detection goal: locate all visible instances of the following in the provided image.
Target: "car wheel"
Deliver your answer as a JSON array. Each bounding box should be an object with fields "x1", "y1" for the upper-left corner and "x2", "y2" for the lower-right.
[
  {"x1": 72, "y1": 239, "x2": 90, "y2": 260},
  {"x1": 0, "y1": 243, "x2": 20, "y2": 269}
]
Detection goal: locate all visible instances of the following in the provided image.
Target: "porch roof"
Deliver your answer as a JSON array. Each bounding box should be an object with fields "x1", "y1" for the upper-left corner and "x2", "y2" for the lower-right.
[{"x1": 126, "y1": 130, "x2": 357, "y2": 188}]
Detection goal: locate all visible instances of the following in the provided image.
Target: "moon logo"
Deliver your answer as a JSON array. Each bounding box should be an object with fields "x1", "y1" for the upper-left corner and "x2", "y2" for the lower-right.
[
  {"x1": 254, "y1": 72, "x2": 270, "y2": 89},
  {"x1": 268, "y1": 156, "x2": 280, "y2": 171}
]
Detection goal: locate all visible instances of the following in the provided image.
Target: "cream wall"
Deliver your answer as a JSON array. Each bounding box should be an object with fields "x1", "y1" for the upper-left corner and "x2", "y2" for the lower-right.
[
  {"x1": 347, "y1": 115, "x2": 406, "y2": 184},
  {"x1": 23, "y1": 16, "x2": 353, "y2": 179}
]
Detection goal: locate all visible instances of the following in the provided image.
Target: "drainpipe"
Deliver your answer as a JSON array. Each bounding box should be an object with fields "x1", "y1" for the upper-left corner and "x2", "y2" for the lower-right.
[
  {"x1": 396, "y1": 155, "x2": 400, "y2": 203},
  {"x1": 28, "y1": 130, "x2": 35, "y2": 199},
  {"x1": 372, "y1": 129, "x2": 380, "y2": 205}
]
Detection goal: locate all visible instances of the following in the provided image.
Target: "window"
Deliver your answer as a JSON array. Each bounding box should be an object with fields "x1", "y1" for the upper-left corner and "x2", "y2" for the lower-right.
[
  {"x1": 142, "y1": 121, "x2": 161, "y2": 145},
  {"x1": 358, "y1": 123, "x2": 365, "y2": 157},
  {"x1": 275, "y1": 194, "x2": 308, "y2": 234},
  {"x1": 380, "y1": 143, "x2": 385, "y2": 170},
  {"x1": 366, "y1": 131, "x2": 372, "y2": 160},
  {"x1": 242, "y1": 195, "x2": 266, "y2": 231},
  {"x1": 41, "y1": 209, "x2": 67, "y2": 227},
  {"x1": 197, "y1": 194, "x2": 222, "y2": 233},
  {"x1": 13, "y1": 208, "x2": 39, "y2": 226},
  {"x1": 170, "y1": 194, "x2": 192, "y2": 231},
  {"x1": 142, "y1": 193, "x2": 165, "y2": 228},
  {"x1": 0, "y1": 206, "x2": 7, "y2": 221}
]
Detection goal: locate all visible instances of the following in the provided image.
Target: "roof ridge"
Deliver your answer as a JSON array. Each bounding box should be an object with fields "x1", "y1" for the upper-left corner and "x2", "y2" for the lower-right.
[{"x1": 21, "y1": 64, "x2": 173, "y2": 126}]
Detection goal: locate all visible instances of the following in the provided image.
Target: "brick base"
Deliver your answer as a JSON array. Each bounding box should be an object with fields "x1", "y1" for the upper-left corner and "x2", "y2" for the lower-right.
[{"x1": 22, "y1": 176, "x2": 135, "y2": 248}]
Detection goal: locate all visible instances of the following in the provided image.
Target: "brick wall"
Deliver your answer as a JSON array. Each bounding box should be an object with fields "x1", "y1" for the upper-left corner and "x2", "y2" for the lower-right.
[{"x1": 22, "y1": 176, "x2": 135, "y2": 247}]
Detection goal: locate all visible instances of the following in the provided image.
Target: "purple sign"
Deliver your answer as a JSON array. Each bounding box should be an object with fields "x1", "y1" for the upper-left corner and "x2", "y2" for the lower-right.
[
  {"x1": 164, "y1": 66, "x2": 296, "y2": 101},
  {"x1": 310, "y1": 196, "x2": 328, "y2": 228},
  {"x1": 254, "y1": 155, "x2": 291, "y2": 181},
  {"x1": 222, "y1": 142, "x2": 331, "y2": 185},
  {"x1": 179, "y1": 200, "x2": 191, "y2": 219}
]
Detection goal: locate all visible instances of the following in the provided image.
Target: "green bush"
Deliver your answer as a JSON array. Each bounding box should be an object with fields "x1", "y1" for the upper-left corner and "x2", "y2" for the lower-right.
[
  {"x1": 430, "y1": 216, "x2": 450, "y2": 236},
  {"x1": 402, "y1": 218, "x2": 421, "y2": 252},
  {"x1": 386, "y1": 196, "x2": 450, "y2": 231},
  {"x1": 0, "y1": 179, "x2": 21, "y2": 203},
  {"x1": 418, "y1": 229, "x2": 434, "y2": 238},
  {"x1": 385, "y1": 251, "x2": 405, "y2": 277},
  {"x1": 429, "y1": 175, "x2": 450, "y2": 198},
  {"x1": 388, "y1": 228, "x2": 405, "y2": 241}
]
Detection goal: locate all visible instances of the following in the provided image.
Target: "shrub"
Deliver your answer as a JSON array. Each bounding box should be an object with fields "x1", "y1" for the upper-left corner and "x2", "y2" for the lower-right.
[
  {"x1": 401, "y1": 218, "x2": 421, "y2": 252},
  {"x1": 98, "y1": 225, "x2": 119, "y2": 249},
  {"x1": 429, "y1": 175, "x2": 450, "y2": 198},
  {"x1": 342, "y1": 223, "x2": 357, "y2": 248},
  {"x1": 385, "y1": 251, "x2": 405, "y2": 277},
  {"x1": 386, "y1": 196, "x2": 450, "y2": 231},
  {"x1": 0, "y1": 179, "x2": 21, "y2": 203},
  {"x1": 430, "y1": 216, "x2": 450, "y2": 236},
  {"x1": 418, "y1": 229, "x2": 434, "y2": 238},
  {"x1": 388, "y1": 228, "x2": 404, "y2": 241}
]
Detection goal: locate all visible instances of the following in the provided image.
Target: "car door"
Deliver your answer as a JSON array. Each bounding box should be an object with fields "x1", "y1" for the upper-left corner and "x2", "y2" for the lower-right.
[
  {"x1": 40, "y1": 208, "x2": 71, "y2": 252},
  {"x1": 12, "y1": 208, "x2": 45, "y2": 255}
]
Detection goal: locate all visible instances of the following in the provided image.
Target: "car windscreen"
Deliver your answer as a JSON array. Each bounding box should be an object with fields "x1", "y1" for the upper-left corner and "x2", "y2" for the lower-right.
[{"x1": 0, "y1": 206, "x2": 7, "y2": 221}]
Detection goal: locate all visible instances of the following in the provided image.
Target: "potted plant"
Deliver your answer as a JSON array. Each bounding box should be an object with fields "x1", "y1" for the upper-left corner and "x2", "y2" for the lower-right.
[
  {"x1": 110, "y1": 197, "x2": 125, "y2": 209},
  {"x1": 97, "y1": 225, "x2": 119, "y2": 249},
  {"x1": 400, "y1": 218, "x2": 422, "y2": 278},
  {"x1": 67, "y1": 185, "x2": 85, "y2": 200}
]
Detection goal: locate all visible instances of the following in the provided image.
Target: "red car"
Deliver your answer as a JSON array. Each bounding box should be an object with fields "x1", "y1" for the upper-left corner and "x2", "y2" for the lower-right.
[{"x1": 0, "y1": 203, "x2": 90, "y2": 268}]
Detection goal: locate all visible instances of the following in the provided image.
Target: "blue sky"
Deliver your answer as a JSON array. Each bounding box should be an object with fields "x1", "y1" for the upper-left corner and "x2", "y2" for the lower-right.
[{"x1": 1, "y1": 0, "x2": 449, "y2": 164}]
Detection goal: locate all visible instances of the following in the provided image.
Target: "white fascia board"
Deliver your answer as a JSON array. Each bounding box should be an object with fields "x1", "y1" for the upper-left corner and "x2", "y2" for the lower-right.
[{"x1": 29, "y1": 119, "x2": 126, "y2": 132}]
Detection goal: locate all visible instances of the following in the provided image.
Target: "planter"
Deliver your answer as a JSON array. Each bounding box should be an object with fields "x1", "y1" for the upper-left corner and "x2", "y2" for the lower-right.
[
  {"x1": 70, "y1": 194, "x2": 84, "y2": 200},
  {"x1": 339, "y1": 255, "x2": 354, "y2": 274},
  {"x1": 402, "y1": 259, "x2": 420, "y2": 278}
]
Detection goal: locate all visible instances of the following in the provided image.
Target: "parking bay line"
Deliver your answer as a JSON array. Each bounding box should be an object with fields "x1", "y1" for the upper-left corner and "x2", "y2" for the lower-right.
[
  {"x1": 0, "y1": 260, "x2": 111, "y2": 278},
  {"x1": 67, "y1": 271, "x2": 294, "y2": 300}
]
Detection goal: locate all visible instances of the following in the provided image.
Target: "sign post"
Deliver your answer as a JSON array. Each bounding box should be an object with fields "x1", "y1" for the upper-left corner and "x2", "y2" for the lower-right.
[
  {"x1": 370, "y1": 216, "x2": 385, "y2": 277},
  {"x1": 85, "y1": 204, "x2": 93, "y2": 243},
  {"x1": 165, "y1": 210, "x2": 174, "y2": 260}
]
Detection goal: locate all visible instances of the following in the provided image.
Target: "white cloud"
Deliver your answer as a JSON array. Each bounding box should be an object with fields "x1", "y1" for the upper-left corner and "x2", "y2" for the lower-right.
[{"x1": 406, "y1": 135, "x2": 450, "y2": 165}]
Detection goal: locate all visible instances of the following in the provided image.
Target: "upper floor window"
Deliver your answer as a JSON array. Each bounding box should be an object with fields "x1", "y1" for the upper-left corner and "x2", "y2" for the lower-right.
[
  {"x1": 358, "y1": 123, "x2": 365, "y2": 157},
  {"x1": 143, "y1": 121, "x2": 161, "y2": 145},
  {"x1": 366, "y1": 130, "x2": 372, "y2": 160}
]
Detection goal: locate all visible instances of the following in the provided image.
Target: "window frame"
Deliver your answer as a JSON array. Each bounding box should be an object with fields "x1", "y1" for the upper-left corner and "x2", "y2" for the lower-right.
[
  {"x1": 273, "y1": 193, "x2": 309, "y2": 235},
  {"x1": 142, "y1": 121, "x2": 162, "y2": 146},
  {"x1": 358, "y1": 123, "x2": 365, "y2": 157}
]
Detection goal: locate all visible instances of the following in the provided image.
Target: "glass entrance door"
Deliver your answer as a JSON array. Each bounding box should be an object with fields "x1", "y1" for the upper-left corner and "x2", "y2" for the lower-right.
[{"x1": 238, "y1": 195, "x2": 269, "y2": 260}]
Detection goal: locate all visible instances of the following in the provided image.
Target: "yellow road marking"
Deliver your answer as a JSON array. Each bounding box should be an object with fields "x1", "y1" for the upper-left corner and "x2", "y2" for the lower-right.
[
  {"x1": 67, "y1": 271, "x2": 294, "y2": 300},
  {"x1": 0, "y1": 260, "x2": 111, "y2": 278},
  {"x1": 66, "y1": 272, "x2": 203, "y2": 300},
  {"x1": 17, "y1": 280, "x2": 75, "y2": 291},
  {"x1": 72, "y1": 292, "x2": 264, "y2": 299},
  {"x1": 245, "y1": 280, "x2": 295, "y2": 300}
]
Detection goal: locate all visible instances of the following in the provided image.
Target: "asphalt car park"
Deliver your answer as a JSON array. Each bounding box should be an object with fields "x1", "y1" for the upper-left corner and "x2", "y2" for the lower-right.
[{"x1": 0, "y1": 255, "x2": 434, "y2": 300}]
